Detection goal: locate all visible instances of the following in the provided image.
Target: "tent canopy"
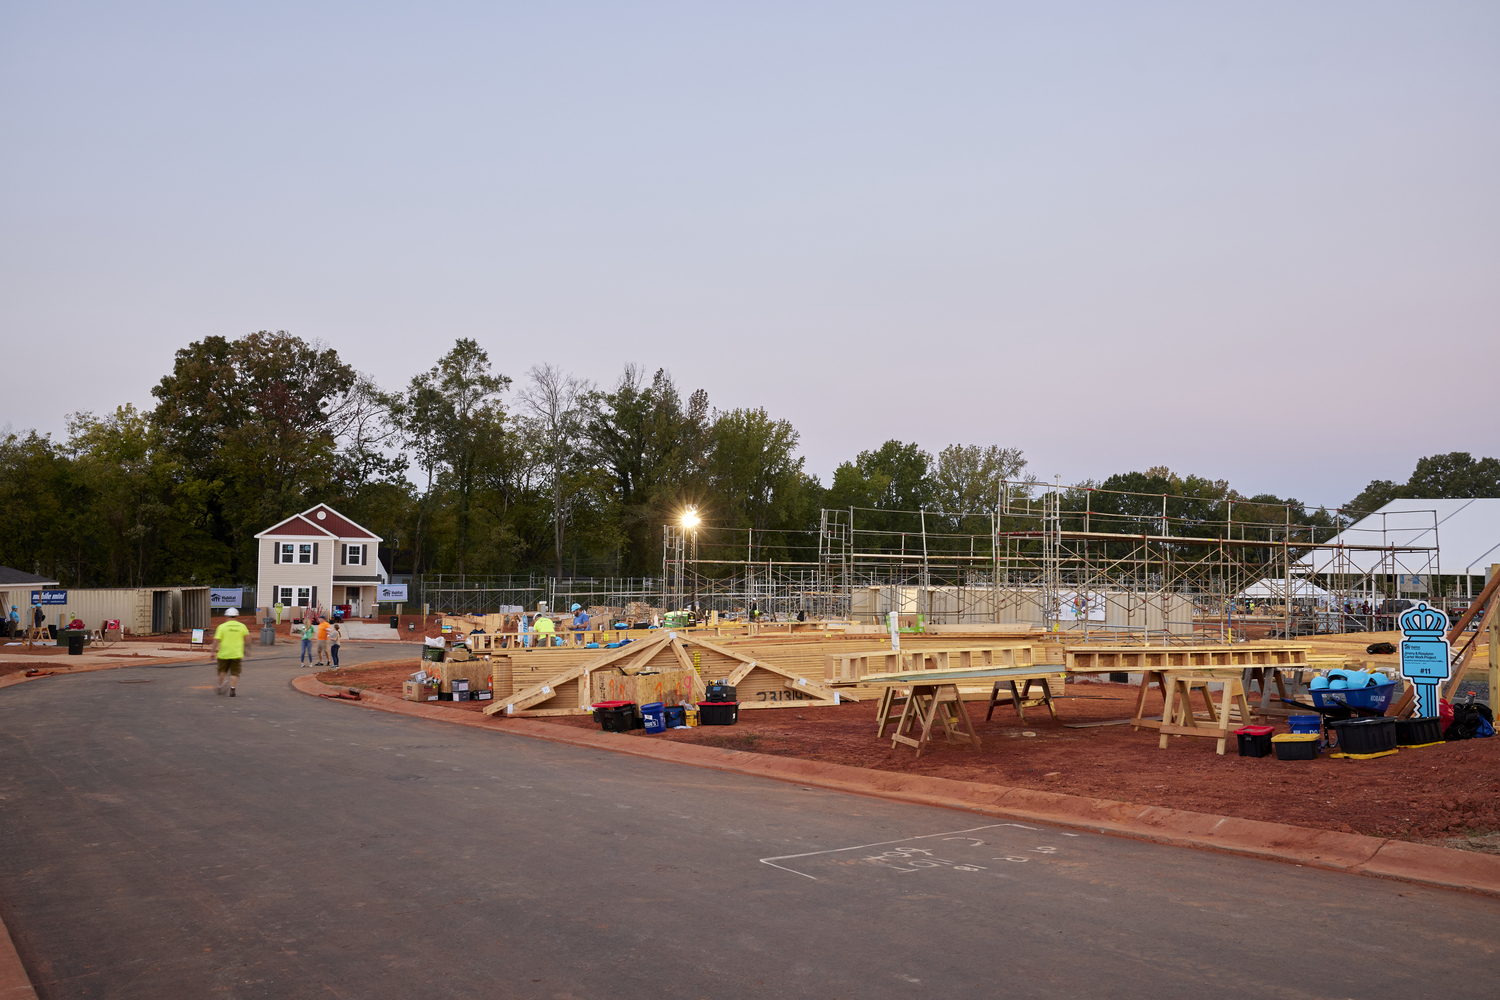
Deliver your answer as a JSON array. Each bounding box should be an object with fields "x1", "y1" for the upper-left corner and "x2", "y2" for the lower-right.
[
  {"x1": 1293, "y1": 498, "x2": 1500, "y2": 578},
  {"x1": 1237, "y1": 577, "x2": 1332, "y2": 602}
]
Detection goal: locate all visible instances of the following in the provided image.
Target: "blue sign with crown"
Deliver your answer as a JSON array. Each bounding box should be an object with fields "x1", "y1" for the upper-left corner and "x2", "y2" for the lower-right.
[{"x1": 1399, "y1": 602, "x2": 1450, "y2": 718}]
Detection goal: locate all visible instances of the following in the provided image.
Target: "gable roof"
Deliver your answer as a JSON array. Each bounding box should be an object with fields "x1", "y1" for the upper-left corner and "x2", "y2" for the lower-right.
[
  {"x1": 1295, "y1": 498, "x2": 1500, "y2": 577},
  {"x1": 0, "y1": 565, "x2": 61, "y2": 587},
  {"x1": 302, "y1": 504, "x2": 377, "y2": 539},
  {"x1": 254, "y1": 504, "x2": 381, "y2": 541},
  {"x1": 259, "y1": 514, "x2": 334, "y2": 538}
]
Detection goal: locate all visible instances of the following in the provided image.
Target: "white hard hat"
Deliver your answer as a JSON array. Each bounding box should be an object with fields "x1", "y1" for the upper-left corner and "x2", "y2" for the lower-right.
[{"x1": 224, "y1": 607, "x2": 240, "y2": 617}]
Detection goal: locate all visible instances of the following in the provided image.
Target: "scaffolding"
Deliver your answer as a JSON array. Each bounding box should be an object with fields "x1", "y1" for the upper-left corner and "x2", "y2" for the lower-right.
[
  {"x1": 817, "y1": 481, "x2": 1441, "y2": 641},
  {"x1": 415, "y1": 485, "x2": 1442, "y2": 638},
  {"x1": 415, "y1": 574, "x2": 663, "y2": 616},
  {"x1": 661, "y1": 524, "x2": 840, "y2": 619}
]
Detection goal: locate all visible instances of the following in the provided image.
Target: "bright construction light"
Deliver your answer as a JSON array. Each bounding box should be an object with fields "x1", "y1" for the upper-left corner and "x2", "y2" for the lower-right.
[{"x1": 682, "y1": 508, "x2": 700, "y2": 528}]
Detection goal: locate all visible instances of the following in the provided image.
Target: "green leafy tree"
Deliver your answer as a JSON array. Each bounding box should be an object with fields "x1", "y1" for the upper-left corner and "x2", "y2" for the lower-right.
[
  {"x1": 1344, "y1": 451, "x2": 1500, "y2": 516},
  {"x1": 0, "y1": 430, "x2": 70, "y2": 581},
  {"x1": 391, "y1": 339, "x2": 510, "y2": 576},
  {"x1": 707, "y1": 407, "x2": 817, "y2": 560},
  {"x1": 584, "y1": 366, "x2": 712, "y2": 574},
  {"x1": 149, "y1": 331, "x2": 357, "y2": 578}
]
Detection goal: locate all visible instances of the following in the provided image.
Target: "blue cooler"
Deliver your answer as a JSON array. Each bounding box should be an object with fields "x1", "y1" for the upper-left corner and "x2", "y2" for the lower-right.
[
  {"x1": 641, "y1": 702, "x2": 667, "y2": 734},
  {"x1": 663, "y1": 705, "x2": 686, "y2": 728}
]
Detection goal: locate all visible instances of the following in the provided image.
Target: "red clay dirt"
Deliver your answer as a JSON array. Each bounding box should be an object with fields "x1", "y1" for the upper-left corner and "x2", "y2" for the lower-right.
[{"x1": 318, "y1": 660, "x2": 1500, "y2": 850}]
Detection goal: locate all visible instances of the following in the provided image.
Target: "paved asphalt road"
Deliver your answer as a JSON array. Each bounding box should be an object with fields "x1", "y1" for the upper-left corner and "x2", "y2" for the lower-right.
[{"x1": 1, "y1": 643, "x2": 1497, "y2": 999}]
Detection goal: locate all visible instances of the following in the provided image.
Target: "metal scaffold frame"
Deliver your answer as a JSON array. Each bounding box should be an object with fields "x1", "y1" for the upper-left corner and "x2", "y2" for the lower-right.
[
  {"x1": 412, "y1": 488, "x2": 1444, "y2": 637},
  {"x1": 817, "y1": 481, "x2": 1442, "y2": 641}
]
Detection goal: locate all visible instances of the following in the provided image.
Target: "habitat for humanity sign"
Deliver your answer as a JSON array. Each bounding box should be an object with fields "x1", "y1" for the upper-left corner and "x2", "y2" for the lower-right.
[
  {"x1": 31, "y1": 589, "x2": 67, "y2": 605},
  {"x1": 377, "y1": 585, "x2": 409, "y2": 602},
  {"x1": 210, "y1": 588, "x2": 244, "y2": 607}
]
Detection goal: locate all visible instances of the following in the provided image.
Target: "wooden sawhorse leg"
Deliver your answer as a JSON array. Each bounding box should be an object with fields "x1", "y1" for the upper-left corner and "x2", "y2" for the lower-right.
[
  {"x1": 1131, "y1": 670, "x2": 1168, "y2": 731},
  {"x1": 876, "y1": 687, "x2": 910, "y2": 738},
  {"x1": 892, "y1": 684, "x2": 981, "y2": 758}
]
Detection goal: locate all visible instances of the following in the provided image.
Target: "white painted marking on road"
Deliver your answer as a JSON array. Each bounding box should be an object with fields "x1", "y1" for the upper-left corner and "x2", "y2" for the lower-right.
[{"x1": 760, "y1": 824, "x2": 1011, "y2": 880}]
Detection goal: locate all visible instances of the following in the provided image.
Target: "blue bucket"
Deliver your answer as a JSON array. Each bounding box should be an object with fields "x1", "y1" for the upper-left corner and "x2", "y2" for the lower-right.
[
  {"x1": 640, "y1": 701, "x2": 666, "y2": 734},
  {"x1": 1288, "y1": 715, "x2": 1322, "y2": 734}
]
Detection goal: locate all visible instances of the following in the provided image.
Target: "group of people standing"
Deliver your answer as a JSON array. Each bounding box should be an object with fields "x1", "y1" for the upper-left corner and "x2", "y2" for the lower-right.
[{"x1": 299, "y1": 616, "x2": 341, "y2": 667}]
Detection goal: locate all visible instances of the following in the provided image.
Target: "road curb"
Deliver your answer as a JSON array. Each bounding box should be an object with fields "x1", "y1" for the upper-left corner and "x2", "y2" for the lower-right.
[
  {"x1": 0, "y1": 907, "x2": 37, "y2": 999},
  {"x1": 0, "y1": 656, "x2": 195, "y2": 690},
  {"x1": 292, "y1": 675, "x2": 1500, "y2": 897}
]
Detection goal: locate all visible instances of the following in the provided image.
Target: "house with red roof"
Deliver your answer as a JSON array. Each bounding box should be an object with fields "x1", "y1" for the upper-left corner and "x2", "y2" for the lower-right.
[{"x1": 254, "y1": 504, "x2": 386, "y2": 618}]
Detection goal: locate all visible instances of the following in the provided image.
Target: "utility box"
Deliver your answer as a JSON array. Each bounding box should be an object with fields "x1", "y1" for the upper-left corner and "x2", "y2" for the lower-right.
[{"x1": 260, "y1": 626, "x2": 276, "y2": 646}]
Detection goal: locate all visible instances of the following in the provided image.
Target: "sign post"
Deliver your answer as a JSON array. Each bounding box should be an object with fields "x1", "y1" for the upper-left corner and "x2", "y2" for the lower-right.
[{"x1": 1399, "y1": 602, "x2": 1451, "y2": 719}]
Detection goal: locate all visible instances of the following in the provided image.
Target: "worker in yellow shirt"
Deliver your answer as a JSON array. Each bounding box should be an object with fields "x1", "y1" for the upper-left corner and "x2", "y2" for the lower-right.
[
  {"x1": 211, "y1": 608, "x2": 251, "y2": 697},
  {"x1": 533, "y1": 611, "x2": 556, "y2": 647}
]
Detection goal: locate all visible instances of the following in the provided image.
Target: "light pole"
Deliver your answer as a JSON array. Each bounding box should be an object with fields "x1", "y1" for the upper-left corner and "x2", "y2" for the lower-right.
[{"x1": 682, "y1": 507, "x2": 700, "y2": 618}]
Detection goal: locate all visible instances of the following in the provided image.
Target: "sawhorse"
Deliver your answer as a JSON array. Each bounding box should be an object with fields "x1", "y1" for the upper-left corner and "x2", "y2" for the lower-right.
[
  {"x1": 1158, "y1": 675, "x2": 1253, "y2": 755},
  {"x1": 888, "y1": 682, "x2": 982, "y2": 758},
  {"x1": 985, "y1": 675, "x2": 1058, "y2": 724}
]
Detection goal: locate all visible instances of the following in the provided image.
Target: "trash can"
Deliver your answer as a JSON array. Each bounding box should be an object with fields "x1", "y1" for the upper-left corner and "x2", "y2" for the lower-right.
[
  {"x1": 65, "y1": 632, "x2": 86, "y2": 656},
  {"x1": 390, "y1": 615, "x2": 399, "y2": 629}
]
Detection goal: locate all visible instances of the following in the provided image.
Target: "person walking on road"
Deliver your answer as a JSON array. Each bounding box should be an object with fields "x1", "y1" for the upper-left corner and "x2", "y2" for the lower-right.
[
  {"x1": 212, "y1": 607, "x2": 250, "y2": 696},
  {"x1": 315, "y1": 617, "x2": 331, "y2": 666},
  {"x1": 299, "y1": 618, "x2": 316, "y2": 664},
  {"x1": 329, "y1": 621, "x2": 342, "y2": 669}
]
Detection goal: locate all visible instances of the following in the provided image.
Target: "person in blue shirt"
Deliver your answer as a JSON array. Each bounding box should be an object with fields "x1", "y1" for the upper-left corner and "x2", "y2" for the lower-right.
[{"x1": 570, "y1": 604, "x2": 590, "y2": 632}]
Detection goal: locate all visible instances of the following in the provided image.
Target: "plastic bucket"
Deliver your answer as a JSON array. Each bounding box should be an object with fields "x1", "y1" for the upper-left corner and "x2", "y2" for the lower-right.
[
  {"x1": 641, "y1": 702, "x2": 667, "y2": 734},
  {"x1": 1288, "y1": 715, "x2": 1321, "y2": 734}
]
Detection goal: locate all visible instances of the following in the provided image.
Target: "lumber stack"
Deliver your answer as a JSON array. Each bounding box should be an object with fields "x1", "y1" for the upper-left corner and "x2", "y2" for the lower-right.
[{"x1": 1065, "y1": 644, "x2": 1310, "y2": 673}]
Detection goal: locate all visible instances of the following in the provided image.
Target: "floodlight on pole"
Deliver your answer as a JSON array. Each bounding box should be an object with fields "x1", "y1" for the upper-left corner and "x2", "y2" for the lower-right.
[{"x1": 682, "y1": 508, "x2": 700, "y2": 528}]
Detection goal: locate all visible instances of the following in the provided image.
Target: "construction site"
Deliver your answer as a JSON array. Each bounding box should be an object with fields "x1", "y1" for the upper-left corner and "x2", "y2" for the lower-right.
[
  {"x1": 310, "y1": 488, "x2": 1500, "y2": 853},
  {"x1": 410, "y1": 482, "x2": 1464, "y2": 640}
]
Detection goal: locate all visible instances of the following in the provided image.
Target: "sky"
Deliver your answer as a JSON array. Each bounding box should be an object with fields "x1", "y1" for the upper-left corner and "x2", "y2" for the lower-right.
[{"x1": 2, "y1": 1, "x2": 1497, "y2": 510}]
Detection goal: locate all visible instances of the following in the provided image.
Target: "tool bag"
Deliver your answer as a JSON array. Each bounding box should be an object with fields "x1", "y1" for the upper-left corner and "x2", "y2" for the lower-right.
[{"x1": 1444, "y1": 699, "x2": 1495, "y2": 741}]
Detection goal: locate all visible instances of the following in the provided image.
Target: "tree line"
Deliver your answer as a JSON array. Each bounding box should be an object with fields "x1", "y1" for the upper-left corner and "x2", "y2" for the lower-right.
[{"x1": 1, "y1": 331, "x2": 1495, "y2": 588}]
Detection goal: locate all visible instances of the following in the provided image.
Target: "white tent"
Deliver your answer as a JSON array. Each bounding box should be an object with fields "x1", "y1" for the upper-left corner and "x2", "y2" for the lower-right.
[
  {"x1": 1238, "y1": 577, "x2": 1333, "y2": 604},
  {"x1": 1293, "y1": 498, "x2": 1500, "y2": 580}
]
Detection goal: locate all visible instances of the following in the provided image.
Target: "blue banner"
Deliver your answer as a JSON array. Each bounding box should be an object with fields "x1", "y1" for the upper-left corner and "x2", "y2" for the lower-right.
[{"x1": 31, "y1": 589, "x2": 67, "y2": 605}]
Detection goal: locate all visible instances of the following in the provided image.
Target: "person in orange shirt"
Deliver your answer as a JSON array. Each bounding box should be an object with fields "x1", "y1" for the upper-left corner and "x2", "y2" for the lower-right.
[{"x1": 315, "y1": 617, "x2": 331, "y2": 666}]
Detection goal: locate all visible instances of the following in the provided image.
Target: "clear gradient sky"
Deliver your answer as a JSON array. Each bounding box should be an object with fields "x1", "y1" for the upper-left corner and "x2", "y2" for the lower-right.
[{"x1": 3, "y1": 2, "x2": 1496, "y2": 508}]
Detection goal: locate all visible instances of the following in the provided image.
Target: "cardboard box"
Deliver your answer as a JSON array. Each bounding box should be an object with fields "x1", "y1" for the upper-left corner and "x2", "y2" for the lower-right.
[{"x1": 403, "y1": 681, "x2": 438, "y2": 703}]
